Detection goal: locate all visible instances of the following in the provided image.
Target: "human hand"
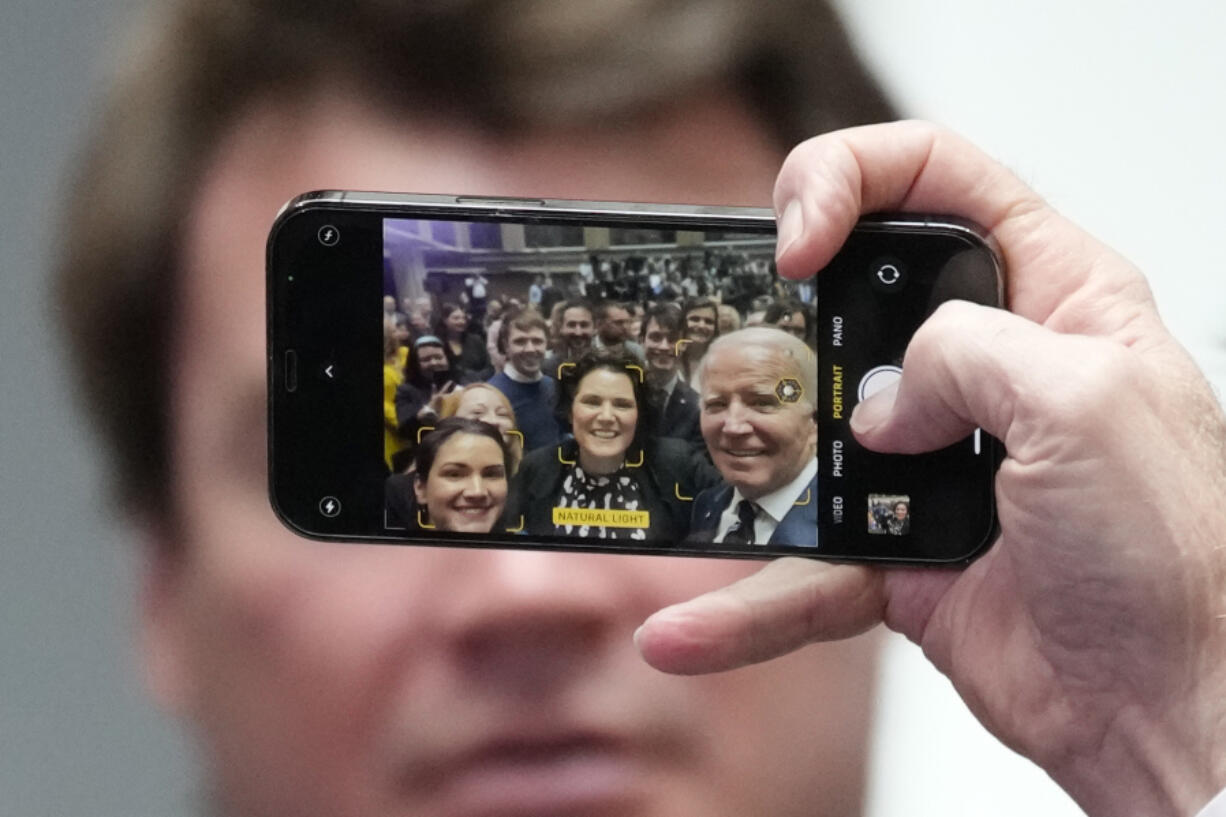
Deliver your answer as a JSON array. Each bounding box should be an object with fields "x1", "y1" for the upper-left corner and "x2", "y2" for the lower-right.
[
  {"x1": 635, "y1": 121, "x2": 1226, "y2": 817},
  {"x1": 418, "y1": 381, "x2": 456, "y2": 421}
]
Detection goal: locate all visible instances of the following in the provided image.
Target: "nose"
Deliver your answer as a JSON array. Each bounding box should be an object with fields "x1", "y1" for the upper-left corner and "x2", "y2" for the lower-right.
[
  {"x1": 435, "y1": 550, "x2": 631, "y2": 695},
  {"x1": 596, "y1": 401, "x2": 615, "y2": 422},
  {"x1": 721, "y1": 400, "x2": 753, "y2": 435},
  {"x1": 462, "y1": 474, "x2": 488, "y2": 498}
]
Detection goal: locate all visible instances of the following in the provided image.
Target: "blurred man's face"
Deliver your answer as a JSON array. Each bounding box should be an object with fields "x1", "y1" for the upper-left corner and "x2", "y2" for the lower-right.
[
  {"x1": 598, "y1": 306, "x2": 632, "y2": 345},
  {"x1": 409, "y1": 312, "x2": 431, "y2": 332},
  {"x1": 559, "y1": 306, "x2": 594, "y2": 355},
  {"x1": 149, "y1": 87, "x2": 874, "y2": 817},
  {"x1": 685, "y1": 306, "x2": 717, "y2": 343}
]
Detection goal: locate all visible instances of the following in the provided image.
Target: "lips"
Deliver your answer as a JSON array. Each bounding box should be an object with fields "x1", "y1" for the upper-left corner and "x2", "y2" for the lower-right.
[
  {"x1": 447, "y1": 502, "x2": 498, "y2": 531},
  {"x1": 403, "y1": 731, "x2": 644, "y2": 816}
]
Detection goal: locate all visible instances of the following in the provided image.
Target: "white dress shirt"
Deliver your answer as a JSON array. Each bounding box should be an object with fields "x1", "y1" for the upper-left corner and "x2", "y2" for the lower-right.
[{"x1": 714, "y1": 460, "x2": 817, "y2": 545}]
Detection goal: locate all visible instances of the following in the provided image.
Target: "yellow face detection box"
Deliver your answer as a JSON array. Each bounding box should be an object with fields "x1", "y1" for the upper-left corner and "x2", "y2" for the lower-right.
[{"x1": 552, "y1": 508, "x2": 650, "y2": 529}]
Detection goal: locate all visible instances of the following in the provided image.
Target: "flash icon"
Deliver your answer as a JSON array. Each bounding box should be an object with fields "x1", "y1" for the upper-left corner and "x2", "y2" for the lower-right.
[
  {"x1": 317, "y1": 225, "x2": 340, "y2": 246},
  {"x1": 318, "y1": 496, "x2": 342, "y2": 517}
]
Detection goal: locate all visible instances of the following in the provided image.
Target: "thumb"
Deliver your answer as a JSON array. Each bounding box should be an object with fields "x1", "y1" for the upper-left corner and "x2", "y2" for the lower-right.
[
  {"x1": 635, "y1": 558, "x2": 885, "y2": 674},
  {"x1": 849, "y1": 299, "x2": 1041, "y2": 454}
]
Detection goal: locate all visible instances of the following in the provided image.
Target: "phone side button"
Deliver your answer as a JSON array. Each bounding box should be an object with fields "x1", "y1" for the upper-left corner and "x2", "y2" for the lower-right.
[{"x1": 284, "y1": 350, "x2": 298, "y2": 392}]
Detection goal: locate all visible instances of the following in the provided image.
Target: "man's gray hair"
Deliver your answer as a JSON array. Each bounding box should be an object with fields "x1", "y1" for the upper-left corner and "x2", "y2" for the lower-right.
[{"x1": 697, "y1": 326, "x2": 817, "y2": 409}]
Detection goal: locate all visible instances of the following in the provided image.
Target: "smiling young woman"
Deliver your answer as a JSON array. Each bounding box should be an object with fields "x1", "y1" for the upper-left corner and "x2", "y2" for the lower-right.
[{"x1": 505, "y1": 349, "x2": 722, "y2": 542}]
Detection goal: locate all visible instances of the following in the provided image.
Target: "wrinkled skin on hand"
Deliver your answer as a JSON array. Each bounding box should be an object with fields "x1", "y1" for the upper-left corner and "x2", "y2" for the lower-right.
[{"x1": 636, "y1": 121, "x2": 1226, "y2": 817}]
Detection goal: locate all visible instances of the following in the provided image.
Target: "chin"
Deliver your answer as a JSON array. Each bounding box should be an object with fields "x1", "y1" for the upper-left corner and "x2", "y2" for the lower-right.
[
  {"x1": 584, "y1": 440, "x2": 628, "y2": 459},
  {"x1": 717, "y1": 468, "x2": 771, "y2": 498}
]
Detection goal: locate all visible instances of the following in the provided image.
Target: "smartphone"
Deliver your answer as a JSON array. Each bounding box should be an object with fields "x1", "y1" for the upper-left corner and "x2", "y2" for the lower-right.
[{"x1": 268, "y1": 192, "x2": 1003, "y2": 563}]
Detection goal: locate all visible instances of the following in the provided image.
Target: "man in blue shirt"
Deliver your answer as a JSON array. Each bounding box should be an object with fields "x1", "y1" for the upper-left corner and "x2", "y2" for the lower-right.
[{"x1": 487, "y1": 307, "x2": 561, "y2": 451}]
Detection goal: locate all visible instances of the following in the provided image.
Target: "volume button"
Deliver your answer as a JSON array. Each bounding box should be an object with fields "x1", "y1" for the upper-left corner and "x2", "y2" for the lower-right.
[{"x1": 285, "y1": 350, "x2": 299, "y2": 392}]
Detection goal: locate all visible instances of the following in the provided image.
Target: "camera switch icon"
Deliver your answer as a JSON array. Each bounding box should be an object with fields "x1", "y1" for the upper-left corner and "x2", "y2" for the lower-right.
[{"x1": 869, "y1": 257, "x2": 907, "y2": 292}]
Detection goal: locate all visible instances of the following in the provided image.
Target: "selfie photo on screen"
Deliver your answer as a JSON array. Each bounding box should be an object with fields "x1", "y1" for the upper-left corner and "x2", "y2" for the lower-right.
[{"x1": 379, "y1": 217, "x2": 817, "y2": 548}]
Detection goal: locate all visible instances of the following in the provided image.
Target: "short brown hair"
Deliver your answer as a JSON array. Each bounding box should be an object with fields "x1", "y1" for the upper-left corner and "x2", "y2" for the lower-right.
[
  {"x1": 496, "y1": 306, "x2": 550, "y2": 355},
  {"x1": 56, "y1": 0, "x2": 893, "y2": 517}
]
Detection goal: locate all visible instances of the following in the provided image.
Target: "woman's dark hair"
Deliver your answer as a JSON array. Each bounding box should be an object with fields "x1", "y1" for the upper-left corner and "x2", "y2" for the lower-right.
[
  {"x1": 404, "y1": 335, "x2": 448, "y2": 388},
  {"x1": 559, "y1": 348, "x2": 651, "y2": 462},
  {"x1": 414, "y1": 417, "x2": 512, "y2": 483},
  {"x1": 433, "y1": 302, "x2": 467, "y2": 338},
  {"x1": 763, "y1": 298, "x2": 808, "y2": 324},
  {"x1": 431, "y1": 301, "x2": 471, "y2": 371}
]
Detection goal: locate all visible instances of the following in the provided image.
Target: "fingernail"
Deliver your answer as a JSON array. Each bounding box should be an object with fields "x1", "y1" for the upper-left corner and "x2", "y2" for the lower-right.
[
  {"x1": 776, "y1": 198, "x2": 804, "y2": 261},
  {"x1": 849, "y1": 381, "x2": 898, "y2": 434}
]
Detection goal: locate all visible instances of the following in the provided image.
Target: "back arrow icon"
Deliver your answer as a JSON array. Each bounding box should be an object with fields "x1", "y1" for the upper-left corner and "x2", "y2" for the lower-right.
[{"x1": 323, "y1": 364, "x2": 335, "y2": 379}]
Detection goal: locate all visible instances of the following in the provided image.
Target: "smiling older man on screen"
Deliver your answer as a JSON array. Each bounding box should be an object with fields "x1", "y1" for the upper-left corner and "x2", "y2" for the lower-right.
[{"x1": 690, "y1": 327, "x2": 819, "y2": 547}]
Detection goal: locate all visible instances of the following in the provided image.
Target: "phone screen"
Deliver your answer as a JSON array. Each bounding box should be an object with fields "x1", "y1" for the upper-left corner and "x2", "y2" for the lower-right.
[{"x1": 269, "y1": 194, "x2": 1001, "y2": 563}]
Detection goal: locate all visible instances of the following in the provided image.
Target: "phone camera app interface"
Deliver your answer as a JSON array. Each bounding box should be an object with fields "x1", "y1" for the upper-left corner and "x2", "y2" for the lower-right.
[
  {"x1": 817, "y1": 227, "x2": 999, "y2": 561},
  {"x1": 379, "y1": 215, "x2": 820, "y2": 551}
]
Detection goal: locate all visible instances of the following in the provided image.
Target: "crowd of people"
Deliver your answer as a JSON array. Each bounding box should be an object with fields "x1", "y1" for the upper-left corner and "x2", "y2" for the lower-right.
[{"x1": 381, "y1": 260, "x2": 819, "y2": 546}]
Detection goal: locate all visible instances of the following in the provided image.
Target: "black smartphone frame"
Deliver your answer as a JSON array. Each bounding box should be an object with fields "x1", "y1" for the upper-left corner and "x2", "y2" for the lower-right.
[{"x1": 268, "y1": 192, "x2": 1003, "y2": 564}]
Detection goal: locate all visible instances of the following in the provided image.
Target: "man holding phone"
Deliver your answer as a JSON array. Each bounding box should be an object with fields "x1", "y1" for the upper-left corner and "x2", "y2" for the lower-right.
[
  {"x1": 638, "y1": 121, "x2": 1226, "y2": 817},
  {"x1": 54, "y1": 2, "x2": 1226, "y2": 817}
]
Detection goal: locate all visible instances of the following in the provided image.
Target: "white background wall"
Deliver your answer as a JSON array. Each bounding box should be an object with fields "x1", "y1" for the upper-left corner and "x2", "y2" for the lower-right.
[
  {"x1": 2, "y1": 1, "x2": 1223, "y2": 815},
  {"x1": 832, "y1": 3, "x2": 1226, "y2": 815}
]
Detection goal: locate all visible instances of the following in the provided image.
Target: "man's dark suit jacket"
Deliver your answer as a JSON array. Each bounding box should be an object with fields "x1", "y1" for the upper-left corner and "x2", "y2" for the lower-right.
[
  {"x1": 505, "y1": 437, "x2": 721, "y2": 541},
  {"x1": 688, "y1": 473, "x2": 818, "y2": 547},
  {"x1": 648, "y1": 379, "x2": 704, "y2": 449}
]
